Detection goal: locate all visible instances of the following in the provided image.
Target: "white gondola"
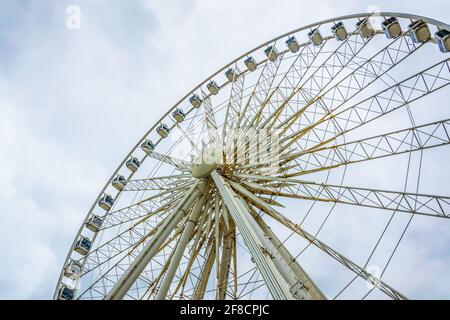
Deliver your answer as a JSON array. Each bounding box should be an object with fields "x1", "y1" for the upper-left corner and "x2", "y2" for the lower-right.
[
  {"x1": 356, "y1": 18, "x2": 374, "y2": 39},
  {"x1": 264, "y1": 46, "x2": 278, "y2": 61},
  {"x1": 111, "y1": 174, "x2": 127, "y2": 191},
  {"x1": 308, "y1": 28, "x2": 323, "y2": 46},
  {"x1": 331, "y1": 22, "x2": 348, "y2": 41},
  {"x1": 172, "y1": 108, "x2": 185, "y2": 122},
  {"x1": 207, "y1": 80, "x2": 219, "y2": 95},
  {"x1": 285, "y1": 36, "x2": 300, "y2": 53},
  {"x1": 225, "y1": 68, "x2": 237, "y2": 82},
  {"x1": 140, "y1": 139, "x2": 155, "y2": 155},
  {"x1": 408, "y1": 20, "x2": 431, "y2": 43},
  {"x1": 126, "y1": 156, "x2": 140, "y2": 172},
  {"x1": 244, "y1": 56, "x2": 257, "y2": 71},
  {"x1": 86, "y1": 215, "x2": 103, "y2": 232},
  {"x1": 57, "y1": 286, "x2": 75, "y2": 300},
  {"x1": 189, "y1": 94, "x2": 202, "y2": 108},
  {"x1": 98, "y1": 194, "x2": 114, "y2": 210},
  {"x1": 435, "y1": 29, "x2": 450, "y2": 53},
  {"x1": 381, "y1": 17, "x2": 402, "y2": 39},
  {"x1": 64, "y1": 260, "x2": 82, "y2": 280},
  {"x1": 74, "y1": 236, "x2": 92, "y2": 256},
  {"x1": 156, "y1": 123, "x2": 170, "y2": 138}
]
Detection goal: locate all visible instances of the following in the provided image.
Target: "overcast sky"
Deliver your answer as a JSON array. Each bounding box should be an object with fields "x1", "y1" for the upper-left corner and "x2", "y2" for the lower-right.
[{"x1": 0, "y1": 0, "x2": 449, "y2": 299}]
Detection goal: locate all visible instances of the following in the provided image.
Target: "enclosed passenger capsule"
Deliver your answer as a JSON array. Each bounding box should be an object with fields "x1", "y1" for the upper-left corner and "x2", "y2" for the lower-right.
[
  {"x1": 264, "y1": 46, "x2": 278, "y2": 61},
  {"x1": 207, "y1": 80, "x2": 219, "y2": 95},
  {"x1": 140, "y1": 139, "x2": 155, "y2": 155},
  {"x1": 74, "y1": 236, "x2": 92, "y2": 255},
  {"x1": 111, "y1": 175, "x2": 126, "y2": 191},
  {"x1": 244, "y1": 56, "x2": 257, "y2": 71},
  {"x1": 58, "y1": 286, "x2": 75, "y2": 300},
  {"x1": 308, "y1": 28, "x2": 323, "y2": 46},
  {"x1": 356, "y1": 18, "x2": 374, "y2": 39},
  {"x1": 382, "y1": 17, "x2": 402, "y2": 39},
  {"x1": 172, "y1": 108, "x2": 185, "y2": 123},
  {"x1": 64, "y1": 260, "x2": 82, "y2": 280},
  {"x1": 156, "y1": 123, "x2": 170, "y2": 138},
  {"x1": 86, "y1": 215, "x2": 103, "y2": 232},
  {"x1": 331, "y1": 22, "x2": 348, "y2": 41},
  {"x1": 285, "y1": 36, "x2": 300, "y2": 53},
  {"x1": 126, "y1": 156, "x2": 140, "y2": 172},
  {"x1": 98, "y1": 194, "x2": 114, "y2": 210},
  {"x1": 225, "y1": 68, "x2": 237, "y2": 82},
  {"x1": 408, "y1": 20, "x2": 431, "y2": 43},
  {"x1": 189, "y1": 94, "x2": 202, "y2": 108},
  {"x1": 435, "y1": 29, "x2": 450, "y2": 53}
]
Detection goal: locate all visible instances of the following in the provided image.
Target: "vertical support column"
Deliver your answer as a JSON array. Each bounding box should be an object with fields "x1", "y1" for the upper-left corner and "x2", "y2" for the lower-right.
[
  {"x1": 228, "y1": 178, "x2": 324, "y2": 299},
  {"x1": 217, "y1": 221, "x2": 234, "y2": 300},
  {"x1": 252, "y1": 212, "x2": 326, "y2": 299},
  {"x1": 211, "y1": 171, "x2": 309, "y2": 300}
]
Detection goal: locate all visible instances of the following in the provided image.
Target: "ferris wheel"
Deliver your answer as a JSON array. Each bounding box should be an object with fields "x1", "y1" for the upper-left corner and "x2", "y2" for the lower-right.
[{"x1": 54, "y1": 12, "x2": 450, "y2": 300}]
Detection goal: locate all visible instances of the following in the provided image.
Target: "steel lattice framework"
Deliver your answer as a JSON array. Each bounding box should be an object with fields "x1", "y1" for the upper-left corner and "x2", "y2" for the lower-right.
[{"x1": 55, "y1": 12, "x2": 450, "y2": 300}]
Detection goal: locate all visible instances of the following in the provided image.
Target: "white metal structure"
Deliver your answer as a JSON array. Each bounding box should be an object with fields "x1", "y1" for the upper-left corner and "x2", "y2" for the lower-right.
[{"x1": 55, "y1": 13, "x2": 450, "y2": 300}]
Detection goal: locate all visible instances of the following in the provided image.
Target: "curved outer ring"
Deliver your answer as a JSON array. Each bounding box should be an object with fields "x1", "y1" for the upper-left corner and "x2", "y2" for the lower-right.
[{"x1": 54, "y1": 12, "x2": 450, "y2": 298}]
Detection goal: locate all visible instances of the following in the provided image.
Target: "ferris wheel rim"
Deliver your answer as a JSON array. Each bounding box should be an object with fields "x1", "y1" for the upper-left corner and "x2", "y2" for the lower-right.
[{"x1": 54, "y1": 12, "x2": 450, "y2": 300}]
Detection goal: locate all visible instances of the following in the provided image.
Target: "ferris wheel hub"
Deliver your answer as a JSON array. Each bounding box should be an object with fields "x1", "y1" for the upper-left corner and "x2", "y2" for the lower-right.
[{"x1": 191, "y1": 146, "x2": 219, "y2": 178}]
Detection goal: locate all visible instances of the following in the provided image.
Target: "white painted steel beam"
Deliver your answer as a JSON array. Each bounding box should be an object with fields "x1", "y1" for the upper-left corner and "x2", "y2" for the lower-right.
[
  {"x1": 210, "y1": 170, "x2": 313, "y2": 300},
  {"x1": 105, "y1": 181, "x2": 206, "y2": 300}
]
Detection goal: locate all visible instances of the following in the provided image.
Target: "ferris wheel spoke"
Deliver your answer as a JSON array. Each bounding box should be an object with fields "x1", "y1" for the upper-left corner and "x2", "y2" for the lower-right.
[
  {"x1": 236, "y1": 174, "x2": 450, "y2": 218},
  {"x1": 238, "y1": 53, "x2": 285, "y2": 129},
  {"x1": 57, "y1": 14, "x2": 450, "y2": 301},
  {"x1": 213, "y1": 196, "x2": 222, "y2": 292},
  {"x1": 164, "y1": 198, "x2": 213, "y2": 297},
  {"x1": 144, "y1": 220, "x2": 205, "y2": 300},
  {"x1": 105, "y1": 181, "x2": 208, "y2": 300},
  {"x1": 169, "y1": 218, "x2": 215, "y2": 299},
  {"x1": 281, "y1": 58, "x2": 450, "y2": 152},
  {"x1": 185, "y1": 264, "x2": 256, "y2": 299},
  {"x1": 278, "y1": 30, "x2": 425, "y2": 149},
  {"x1": 101, "y1": 186, "x2": 187, "y2": 230},
  {"x1": 249, "y1": 206, "x2": 326, "y2": 299},
  {"x1": 80, "y1": 224, "x2": 184, "y2": 299},
  {"x1": 269, "y1": 31, "x2": 374, "y2": 133},
  {"x1": 222, "y1": 65, "x2": 245, "y2": 139},
  {"x1": 233, "y1": 43, "x2": 328, "y2": 157},
  {"x1": 143, "y1": 223, "x2": 198, "y2": 300},
  {"x1": 229, "y1": 58, "x2": 286, "y2": 164},
  {"x1": 82, "y1": 205, "x2": 178, "y2": 277},
  {"x1": 109, "y1": 216, "x2": 191, "y2": 300},
  {"x1": 122, "y1": 174, "x2": 193, "y2": 191},
  {"x1": 216, "y1": 222, "x2": 235, "y2": 300},
  {"x1": 240, "y1": 185, "x2": 407, "y2": 300},
  {"x1": 211, "y1": 170, "x2": 325, "y2": 300},
  {"x1": 190, "y1": 234, "x2": 216, "y2": 299},
  {"x1": 139, "y1": 187, "x2": 209, "y2": 300},
  {"x1": 226, "y1": 185, "x2": 325, "y2": 299},
  {"x1": 78, "y1": 219, "x2": 182, "y2": 298},
  {"x1": 177, "y1": 199, "x2": 216, "y2": 296},
  {"x1": 147, "y1": 151, "x2": 191, "y2": 172},
  {"x1": 253, "y1": 39, "x2": 330, "y2": 130},
  {"x1": 200, "y1": 91, "x2": 220, "y2": 145},
  {"x1": 283, "y1": 118, "x2": 450, "y2": 178},
  {"x1": 278, "y1": 214, "x2": 407, "y2": 300},
  {"x1": 235, "y1": 268, "x2": 260, "y2": 299},
  {"x1": 234, "y1": 34, "x2": 350, "y2": 157}
]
